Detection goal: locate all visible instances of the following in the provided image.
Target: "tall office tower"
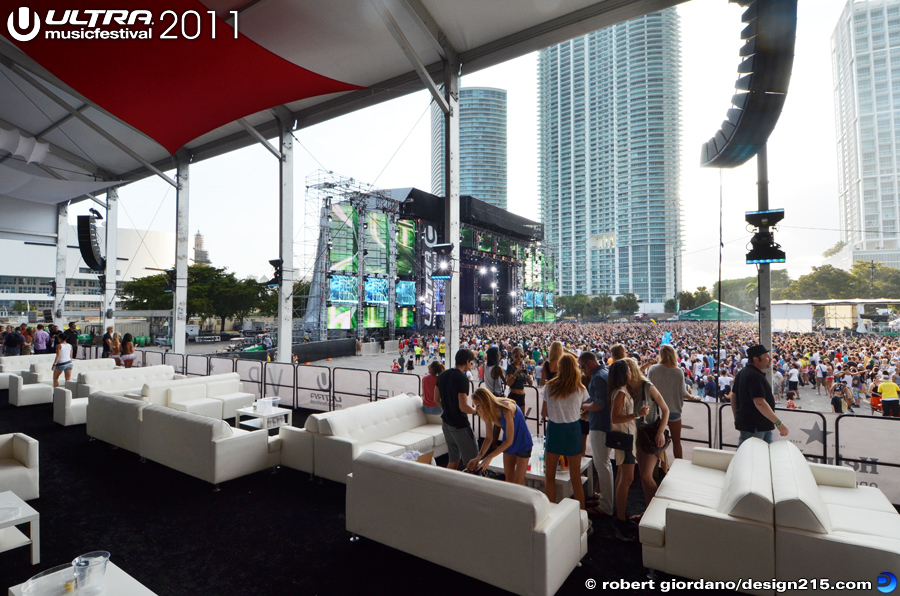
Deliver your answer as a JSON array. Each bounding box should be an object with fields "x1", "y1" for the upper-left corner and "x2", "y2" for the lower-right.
[
  {"x1": 193, "y1": 230, "x2": 211, "y2": 265},
  {"x1": 832, "y1": 0, "x2": 900, "y2": 268},
  {"x1": 431, "y1": 87, "x2": 508, "y2": 209},
  {"x1": 538, "y1": 9, "x2": 682, "y2": 305}
]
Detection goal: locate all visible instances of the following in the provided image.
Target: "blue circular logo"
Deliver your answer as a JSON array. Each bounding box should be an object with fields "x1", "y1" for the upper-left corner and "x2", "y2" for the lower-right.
[{"x1": 878, "y1": 572, "x2": 898, "y2": 594}]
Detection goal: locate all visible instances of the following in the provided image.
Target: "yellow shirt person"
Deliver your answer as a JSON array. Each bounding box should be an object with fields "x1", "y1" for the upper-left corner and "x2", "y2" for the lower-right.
[{"x1": 877, "y1": 381, "x2": 899, "y2": 400}]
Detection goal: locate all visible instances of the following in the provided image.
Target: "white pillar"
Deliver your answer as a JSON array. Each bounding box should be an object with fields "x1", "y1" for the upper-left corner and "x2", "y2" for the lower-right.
[
  {"x1": 103, "y1": 187, "x2": 118, "y2": 331},
  {"x1": 443, "y1": 60, "x2": 460, "y2": 361},
  {"x1": 276, "y1": 109, "x2": 294, "y2": 363},
  {"x1": 54, "y1": 203, "x2": 68, "y2": 328},
  {"x1": 174, "y1": 156, "x2": 189, "y2": 355}
]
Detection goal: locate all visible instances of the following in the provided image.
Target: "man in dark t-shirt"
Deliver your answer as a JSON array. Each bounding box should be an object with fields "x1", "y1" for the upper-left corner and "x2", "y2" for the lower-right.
[
  {"x1": 436, "y1": 349, "x2": 478, "y2": 470},
  {"x1": 102, "y1": 326, "x2": 113, "y2": 358},
  {"x1": 732, "y1": 344, "x2": 789, "y2": 446},
  {"x1": 63, "y1": 322, "x2": 79, "y2": 359}
]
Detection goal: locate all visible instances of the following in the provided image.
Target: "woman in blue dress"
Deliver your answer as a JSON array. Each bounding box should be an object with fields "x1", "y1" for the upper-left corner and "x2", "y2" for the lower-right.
[{"x1": 468, "y1": 388, "x2": 533, "y2": 485}]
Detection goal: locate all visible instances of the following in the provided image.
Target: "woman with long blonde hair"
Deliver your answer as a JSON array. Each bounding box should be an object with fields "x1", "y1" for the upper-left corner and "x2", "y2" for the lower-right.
[
  {"x1": 625, "y1": 357, "x2": 670, "y2": 519},
  {"x1": 468, "y1": 388, "x2": 533, "y2": 485},
  {"x1": 540, "y1": 353, "x2": 588, "y2": 508},
  {"x1": 648, "y1": 345, "x2": 688, "y2": 459}
]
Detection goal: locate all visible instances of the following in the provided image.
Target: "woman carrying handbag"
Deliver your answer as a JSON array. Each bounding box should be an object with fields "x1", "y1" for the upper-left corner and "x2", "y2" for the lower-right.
[{"x1": 625, "y1": 358, "x2": 670, "y2": 522}]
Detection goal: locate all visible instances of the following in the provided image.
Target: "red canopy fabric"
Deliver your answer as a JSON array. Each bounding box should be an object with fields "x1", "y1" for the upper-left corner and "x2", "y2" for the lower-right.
[{"x1": 3, "y1": 0, "x2": 361, "y2": 154}]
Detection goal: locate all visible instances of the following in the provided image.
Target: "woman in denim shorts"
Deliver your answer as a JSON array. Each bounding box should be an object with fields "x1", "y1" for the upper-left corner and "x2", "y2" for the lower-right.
[{"x1": 52, "y1": 332, "x2": 74, "y2": 388}]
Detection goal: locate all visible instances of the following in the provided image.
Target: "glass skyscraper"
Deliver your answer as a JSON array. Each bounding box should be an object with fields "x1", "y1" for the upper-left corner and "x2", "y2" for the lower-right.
[
  {"x1": 538, "y1": 9, "x2": 682, "y2": 304},
  {"x1": 431, "y1": 87, "x2": 508, "y2": 210},
  {"x1": 832, "y1": 0, "x2": 900, "y2": 268}
]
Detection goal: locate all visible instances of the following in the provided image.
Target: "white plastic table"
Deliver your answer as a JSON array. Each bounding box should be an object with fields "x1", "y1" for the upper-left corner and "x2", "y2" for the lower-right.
[
  {"x1": 8, "y1": 561, "x2": 158, "y2": 595},
  {"x1": 487, "y1": 456, "x2": 594, "y2": 502},
  {"x1": 0, "y1": 491, "x2": 38, "y2": 565},
  {"x1": 235, "y1": 406, "x2": 292, "y2": 433}
]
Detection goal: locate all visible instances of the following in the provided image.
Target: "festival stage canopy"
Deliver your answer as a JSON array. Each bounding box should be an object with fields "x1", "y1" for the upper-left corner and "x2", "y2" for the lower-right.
[
  {"x1": 679, "y1": 300, "x2": 756, "y2": 322},
  {"x1": 0, "y1": 0, "x2": 685, "y2": 200}
]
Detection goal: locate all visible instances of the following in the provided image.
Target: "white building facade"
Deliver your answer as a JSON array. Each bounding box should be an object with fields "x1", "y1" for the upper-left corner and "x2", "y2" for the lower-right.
[{"x1": 538, "y1": 9, "x2": 682, "y2": 306}]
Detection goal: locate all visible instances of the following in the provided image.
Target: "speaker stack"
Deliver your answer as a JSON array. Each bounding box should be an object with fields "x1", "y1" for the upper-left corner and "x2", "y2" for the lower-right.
[{"x1": 77, "y1": 215, "x2": 106, "y2": 271}]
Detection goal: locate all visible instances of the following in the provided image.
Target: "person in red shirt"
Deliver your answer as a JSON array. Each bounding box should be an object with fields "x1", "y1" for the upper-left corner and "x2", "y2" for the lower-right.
[{"x1": 421, "y1": 361, "x2": 445, "y2": 415}]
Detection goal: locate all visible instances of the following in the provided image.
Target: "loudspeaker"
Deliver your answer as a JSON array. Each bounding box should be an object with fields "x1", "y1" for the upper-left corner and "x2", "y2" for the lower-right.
[
  {"x1": 77, "y1": 215, "x2": 106, "y2": 271},
  {"x1": 701, "y1": 0, "x2": 798, "y2": 168},
  {"x1": 42, "y1": 309, "x2": 52, "y2": 322}
]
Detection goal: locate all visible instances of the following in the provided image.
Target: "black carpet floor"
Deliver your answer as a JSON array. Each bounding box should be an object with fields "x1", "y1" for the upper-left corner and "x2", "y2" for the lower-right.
[{"x1": 0, "y1": 389, "x2": 735, "y2": 595}]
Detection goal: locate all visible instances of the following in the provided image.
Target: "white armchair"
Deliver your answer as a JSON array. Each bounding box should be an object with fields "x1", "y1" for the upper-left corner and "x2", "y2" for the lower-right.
[
  {"x1": 9, "y1": 374, "x2": 53, "y2": 407},
  {"x1": 53, "y1": 386, "x2": 88, "y2": 426},
  {"x1": 0, "y1": 433, "x2": 39, "y2": 501}
]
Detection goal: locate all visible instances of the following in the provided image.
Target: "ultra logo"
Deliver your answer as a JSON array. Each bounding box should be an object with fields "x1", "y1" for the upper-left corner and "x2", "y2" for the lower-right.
[{"x1": 7, "y1": 7, "x2": 40, "y2": 42}]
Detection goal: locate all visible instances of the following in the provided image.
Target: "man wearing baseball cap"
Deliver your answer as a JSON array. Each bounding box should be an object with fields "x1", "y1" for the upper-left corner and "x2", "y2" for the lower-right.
[{"x1": 732, "y1": 344, "x2": 789, "y2": 446}]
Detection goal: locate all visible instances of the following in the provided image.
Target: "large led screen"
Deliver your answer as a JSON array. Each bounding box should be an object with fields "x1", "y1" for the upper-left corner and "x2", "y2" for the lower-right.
[
  {"x1": 524, "y1": 290, "x2": 534, "y2": 308},
  {"x1": 477, "y1": 233, "x2": 493, "y2": 252},
  {"x1": 327, "y1": 306, "x2": 356, "y2": 330},
  {"x1": 523, "y1": 308, "x2": 535, "y2": 323},
  {"x1": 362, "y1": 306, "x2": 387, "y2": 328},
  {"x1": 365, "y1": 278, "x2": 389, "y2": 304},
  {"x1": 396, "y1": 280, "x2": 415, "y2": 306},
  {"x1": 481, "y1": 293, "x2": 494, "y2": 311},
  {"x1": 435, "y1": 279, "x2": 445, "y2": 316},
  {"x1": 546, "y1": 293, "x2": 555, "y2": 309},
  {"x1": 329, "y1": 204, "x2": 357, "y2": 273},
  {"x1": 395, "y1": 307, "x2": 414, "y2": 328},
  {"x1": 498, "y1": 238, "x2": 510, "y2": 257},
  {"x1": 535, "y1": 291, "x2": 544, "y2": 308},
  {"x1": 365, "y1": 212, "x2": 388, "y2": 274},
  {"x1": 461, "y1": 228, "x2": 475, "y2": 249},
  {"x1": 397, "y1": 220, "x2": 416, "y2": 276},
  {"x1": 544, "y1": 309, "x2": 556, "y2": 323},
  {"x1": 329, "y1": 275, "x2": 358, "y2": 304}
]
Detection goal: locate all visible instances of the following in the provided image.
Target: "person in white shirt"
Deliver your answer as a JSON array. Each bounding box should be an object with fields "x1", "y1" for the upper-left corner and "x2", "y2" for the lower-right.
[
  {"x1": 815, "y1": 360, "x2": 828, "y2": 395},
  {"x1": 787, "y1": 365, "x2": 800, "y2": 393}
]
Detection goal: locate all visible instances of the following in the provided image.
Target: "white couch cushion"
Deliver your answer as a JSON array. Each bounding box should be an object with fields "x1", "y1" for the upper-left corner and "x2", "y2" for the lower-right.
[
  {"x1": 168, "y1": 383, "x2": 208, "y2": 404},
  {"x1": 825, "y1": 503, "x2": 900, "y2": 540},
  {"x1": 381, "y1": 431, "x2": 434, "y2": 454},
  {"x1": 323, "y1": 395, "x2": 426, "y2": 445},
  {"x1": 407, "y1": 423, "x2": 447, "y2": 447},
  {"x1": 360, "y1": 441, "x2": 406, "y2": 457},
  {"x1": 819, "y1": 485, "x2": 896, "y2": 513},
  {"x1": 205, "y1": 380, "x2": 237, "y2": 397},
  {"x1": 716, "y1": 438, "x2": 773, "y2": 524},
  {"x1": 667, "y1": 459, "x2": 726, "y2": 488},
  {"x1": 770, "y1": 440, "x2": 832, "y2": 534},
  {"x1": 656, "y1": 476, "x2": 723, "y2": 510}
]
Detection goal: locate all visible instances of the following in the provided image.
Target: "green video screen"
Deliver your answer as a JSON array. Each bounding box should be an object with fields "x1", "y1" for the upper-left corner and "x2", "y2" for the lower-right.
[
  {"x1": 329, "y1": 204, "x2": 358, "y2": 273},
  {"x1": 477, "y1": 233, "x2": 493, "y2": 252},
  {"x1": 366, "y1": 212, "x2": 388, "y2": 274},
  {"x1": 397, "y1": 220, "x2": 416, "y2": 275},
  {"x1": 523, "y1": 308, "x2": 535, "y2": 323},
  {"x1": 395, "y1": 307, "x2": 414, "y2": 328},
  {"x1": 461, "y1": 228, "x2": 475, "y2": 249},
  {"x1": 363, "y1": 306, "x2": 387, "y2": 328},
  {"x1": 327, "y1": 306, "x2": 357, "y2": 330}
]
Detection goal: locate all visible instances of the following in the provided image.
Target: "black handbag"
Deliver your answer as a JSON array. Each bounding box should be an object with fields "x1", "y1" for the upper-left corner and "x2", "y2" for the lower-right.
[
  {"x1": 636, "y1": 382, "x2": 671, "y2": 456},
  {"x1": 605, "y1": 430, "x2": 633, "y2": 451}
]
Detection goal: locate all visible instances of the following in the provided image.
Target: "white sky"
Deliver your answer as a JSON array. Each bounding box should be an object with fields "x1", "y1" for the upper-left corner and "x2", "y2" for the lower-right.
[{"x1": 71, "y1": 0, "x2": 851, "y2": 292}]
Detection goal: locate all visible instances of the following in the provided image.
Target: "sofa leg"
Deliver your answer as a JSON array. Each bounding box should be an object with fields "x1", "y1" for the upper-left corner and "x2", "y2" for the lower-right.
[
  {"x1": 213, "y1": 484, "x2": 220, "y2": 492},
  {"x1": 309, "y1": 473, "x2": 314, "y2": 482},
  {"x1": 350, "y1": 534, "x2": 359, "y2": 543},
  {"x1": 577, "y1": 562, "x2": 582, "y2": 567},
  {"x1": 647, "y1": 569, "x2": 657, "y2": 581},
  {"x1": 270, "y1": 466, "x2": 279, "y2": 475},
  {"x1": 89, "y1": 437, "x2": 96, "y2": 441},
  {"x1": 139, "y1": 457, "x2": 146, "y2": 463}
]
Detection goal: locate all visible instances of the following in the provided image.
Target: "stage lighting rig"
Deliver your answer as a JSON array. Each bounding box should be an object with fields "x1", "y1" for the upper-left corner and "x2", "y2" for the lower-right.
[
  {"x1": 745, "y1": 209, "x2": 785, "y2": 264},
  {"x1": 267, "y1": 259, "x2": 284, "y2": 288}
]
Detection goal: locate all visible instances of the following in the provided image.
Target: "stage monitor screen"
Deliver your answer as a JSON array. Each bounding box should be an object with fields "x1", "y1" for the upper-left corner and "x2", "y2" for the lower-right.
[
  {"x1": 498, "y1": 238, "x2": 510, "y2": 256},
  {"x1": 546, "y1": 293, "x2": 555, "y2": 309},
  {"x1": 544, "y1": 255, "x2": 555, "y2": 291},
  {"x1": 329, "y1": 275, "x2": 358, "y2": 304},
  {"x1": 363, "y1": 306, "x2": 387, "y2": 328},
  {"x1": 535, "y1": 291, "x2": 544, "y2": 308},
  {"x1": 435, "y1": 279, "x2": 445, "y2": 315},
  {"x1": 327, "y1": 306, "x2": 356, "y2": 330},
  {"x1": 395, "y1": 307, "x2": 414, "y2": 328},
  {"x1": 396, "y1": 280, "x2": 415, "y2": 306},
  {"x1": 524, "y1": 290, "x2": 534, "y2": 308},
  {"x1": 544, "y1": 309, "x2": 556, "y2": 323},
  {"x1": 365, "y1": 212, "x2": 389, "y2": 274},
  {"x1": 397, "y1": 220, "x2": 416, "y2": 275},
  {"x1": 481, "y1": 293, "x2": 494, "y2": 311},
  {"x1": 523, "y1": 308, "x2": 535, "y2": 323},
  {"x1": 329, "y1": 204, "x2": 358, "y2": 273},
  {"x1": 477, "y1": 233, "x2": 493, "y2": 252},
  {"x1": 524, "y1": 254, "x2": 534, "y2": 287},
  {"x1": 365, "y1": 278, "x2": 389, "y2": 304},
  {"x1": 461, "y1": 228, "x2": 475, "y2": 249}
]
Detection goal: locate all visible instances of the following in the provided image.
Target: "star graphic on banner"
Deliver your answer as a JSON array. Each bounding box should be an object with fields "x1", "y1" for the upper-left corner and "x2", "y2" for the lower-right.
[{"x1": 799, "y1": 421, "x2": 832, "y2": 446}]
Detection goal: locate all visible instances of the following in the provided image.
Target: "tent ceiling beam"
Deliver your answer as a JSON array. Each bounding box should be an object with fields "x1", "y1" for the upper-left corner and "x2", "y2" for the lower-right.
[
  {"x1": 398, "y1": 0, "x2": 459, "y2": 65},
  {"x1": 0, "y1": 115, "x2": 109, "y2": 180},
  {"x1": 0, "y1": 57, "x2": 176, "y2": 188},
  {"x1": 237, "y1": 117, "x2": 281, "y2": 160},
  {"x1": 374, "y1": 0, "x2": 449, "y2": 115},
  {"x1": 223, "y1": 0, "x2": 273, "y2": 26}
]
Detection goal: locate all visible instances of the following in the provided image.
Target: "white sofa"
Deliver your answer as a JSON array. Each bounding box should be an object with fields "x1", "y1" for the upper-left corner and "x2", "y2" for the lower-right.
[
  {"x1": 305, "y1": 394, "x2": 447, "y2": 483},
  {"x1": 22, "y1": 357, "x2": 117, "y2": 385},
  {"x1": 347, "y1": 451, "x2": 588, "y2": 596},
  {"x1": 68, "y1": 365, "x2": 183, "y2": 398},
  {"x1": 0, "y1": 433, "x2": 39, "y2": 501},
  {"x1": 770, "y1": 441, "x2": 900, "y2": 595},
  {"x1": 161, "y1": 373, "x2": 254, "y2": 419},
  {"x1": 54, "y1": 386, "x2": 87, "y2": 426},
  {"x1": 8, "y1": 374, "x2": 53, "y2": 407},
  {"x1": 0, "y1": 372, "x2": 14, "y2": 391},
  {"x1": 87, "y1": 392, "x2": 149, "y2": 453},
  {"x1": 640, "y1": 439, "x2": 775, "y2": 595},
  {"x1": 0, "y1": 354, "x2": 56, "y2": 375}
]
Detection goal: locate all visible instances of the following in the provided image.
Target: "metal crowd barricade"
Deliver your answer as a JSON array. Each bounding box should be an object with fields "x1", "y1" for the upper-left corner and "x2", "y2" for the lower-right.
[
  {"x1": 144, "y1": 351, "x2": 164, "y2": 368},
  {"x1": 264, "y1": 362, "x2": 296, "y2": 408},
  {"x1": 163, "y1": 352, "x2": 185, "y2": 375},
  {"x1": 374, "y1": 371, "x2": 420, "y2": 400},
  {"x1": 522, "y1": 385, "x2": 542, "y2": 438},
  {"x1": 185, "y1": 354, "x2": 209, "y2": 377},
  {"x1": 717, "y1": 404, "x2": 829, "y2": 461},
  {"x1": 208, "y1": 356, "x2": 236, "y2": 376},
  {"x1": 835, "y1": 413, "x2": 900, "y2": 505},
  {"x1": 332, "y1": 367, "x2": 373, "y2": 409},
  {"x1": 680, "y1": 400, "x2": 713, "y2": 449},
  {"x1": 296, "y1": 364, "x2": 332, "y2": 411},
  {"x1": 235, "y1": 359, "x2": 263, "y2": 399}
]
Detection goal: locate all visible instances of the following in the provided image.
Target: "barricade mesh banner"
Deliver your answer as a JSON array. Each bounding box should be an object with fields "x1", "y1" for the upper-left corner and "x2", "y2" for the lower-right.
[
  {"x1": 186, "y1": 355, "x2": 208, "y2": 377},
  {"x1": 297, "y1": 365, "x2": 332, "y2": 411},
  {"x1": 264, "y1": 363, "x2": 295, "y2": 407},
  {"x1": 236, "y1": 360, "x2": 263, "y2": 398},
  {"x1": 208, "y1": 357, "x2": 235, "y2": 376},
  {"x1": 163, "y1": 353, "x2": 184, "y2": 375},
  {"x1": 145, "y1": 352, "x2": 164, "y2": 368},
  {"x1": 522, "y1": 386, "x2": 540, "y2": 437},
  {"x1": 333, "y1": 368, "x2": 371, "y2": 409},
  {"x1": 832, "y1": 414, "x2": 900, "y2": 505},
  {"x1": 375, "y1": 372, "x2": 419, "y2": 400}
]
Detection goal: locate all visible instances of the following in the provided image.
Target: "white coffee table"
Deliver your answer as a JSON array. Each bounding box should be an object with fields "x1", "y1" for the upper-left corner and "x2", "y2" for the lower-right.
[
  {"x1": 0, "y1": 491, "x2": 38, "y2": 565},
  {"x1": 8, "y1": 561, "x2": 157, "y2": 595},
  {"x1": 235, "y1": 406, "x2": 292, "y2": 433},
  {"x1": 487, "y1": 456, "x2": 594, "y2": 503}
]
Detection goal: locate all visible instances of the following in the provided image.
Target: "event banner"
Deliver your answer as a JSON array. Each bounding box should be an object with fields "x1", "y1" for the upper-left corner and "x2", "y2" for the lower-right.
[
  {"x1": 329, "y1": 204, "x2": 357, "y2": 273},
  {"x1": 396, "y1": 219, "x2": 416, "y2": 275},
  {"x1": 420, "y1": 224, "x2": 439, "y2": 326}
]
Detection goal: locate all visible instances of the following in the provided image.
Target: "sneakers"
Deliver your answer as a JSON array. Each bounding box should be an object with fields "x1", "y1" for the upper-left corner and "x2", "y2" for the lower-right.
[{"x1": 613, "y1": 517, "x2": 638, "y2": 542}]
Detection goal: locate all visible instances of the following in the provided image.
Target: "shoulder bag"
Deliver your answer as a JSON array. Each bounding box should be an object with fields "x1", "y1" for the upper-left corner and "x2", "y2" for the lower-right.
[
  {"x1": 637, "y1": 382, "x2": 671, "y2": 456},
  {"x1": 605, "y1": 388, "x2": 634, "y2": 451}
]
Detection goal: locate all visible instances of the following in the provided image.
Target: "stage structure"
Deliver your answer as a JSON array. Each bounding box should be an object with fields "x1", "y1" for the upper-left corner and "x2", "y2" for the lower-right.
[{"x1": 302, "y1": 172, "x2": 554, "y2": 340}]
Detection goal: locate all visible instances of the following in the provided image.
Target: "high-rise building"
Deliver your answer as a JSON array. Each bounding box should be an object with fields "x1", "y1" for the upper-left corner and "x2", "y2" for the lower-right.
[
  {"x1": 193, "y1": 230, "x2": 211, "y2": 265},
  {"x1": 538, "y1": 9, "x2": 682, "y2": 305},
  {"x1": 431, "y1": 87, "x2": 508, "y2": 209},
  {"x1": 832, "y1": 0, "x2": 900, "y2": 268}
]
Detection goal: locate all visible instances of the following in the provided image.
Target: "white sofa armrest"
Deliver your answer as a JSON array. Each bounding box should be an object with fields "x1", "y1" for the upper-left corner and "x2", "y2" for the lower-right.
[
  {"x1": 10, "y1": 375, "x2": 53, "y2": 406},
  {"x1": 173, "y1": 374, "x2": 187, "y2": 380},
  {"x1": 212, "y1": 430, "x2": 270, "y2": 484},
  {"x1": 314, "y1": 434, "x2": 359, "y2": 484},
  {"x1": 533, "y1": 498, "x2": 585, "y2": 596},
  {"x1": 808, "y1": 462, "x2": 856, "y2": 488},
  {"x1": 691, "y1": 448, "x2": 736, "y2": 472},
  {"x1": 13, "y1": 433, "x2": 39, "y2": 469},
  {"x1": 53, "y1": 387, "x2": 70, "y2": 425},
  {"x1": 20, "y1": 371, "x2": 41, "y2": 385},
  {"x1": 279, "y1": 426, "x2": 314, "y2": 474}
]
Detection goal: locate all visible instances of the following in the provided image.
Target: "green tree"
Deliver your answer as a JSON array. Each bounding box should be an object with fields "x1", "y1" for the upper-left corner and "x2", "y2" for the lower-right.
[
  {"x1": 822, "y1": 240, "x2": 847, "y2": 259},
  {"x1": 569, "y1": 294, "x2": 592, "y2": 317},
  {"x1": 121, "y1": 264, "x2": 222, "y2": 320},
  {"x1": 677, "y1": 291, "x2": 696, "y2": 311},
  {"x1": 664, "y1": 298, "x2": 677, "y2": 313},
  {"x1": 694, "y1": 286, "x2": 712, "y2": 306},
  {"x1": 614, "y1": 293, "x2": 639, "y2": 315},
  {"x1": 590, "y1": 293, "x2": 613, "y2": 317},
  {"x1": 780, "y1": 265, "x2": 856, "y2": 300}
]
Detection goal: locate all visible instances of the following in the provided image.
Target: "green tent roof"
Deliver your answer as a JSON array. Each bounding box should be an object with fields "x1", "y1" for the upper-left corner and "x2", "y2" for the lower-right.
[{"x1": 679, "y1": 300, "x2": 756, "y2": 321}]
